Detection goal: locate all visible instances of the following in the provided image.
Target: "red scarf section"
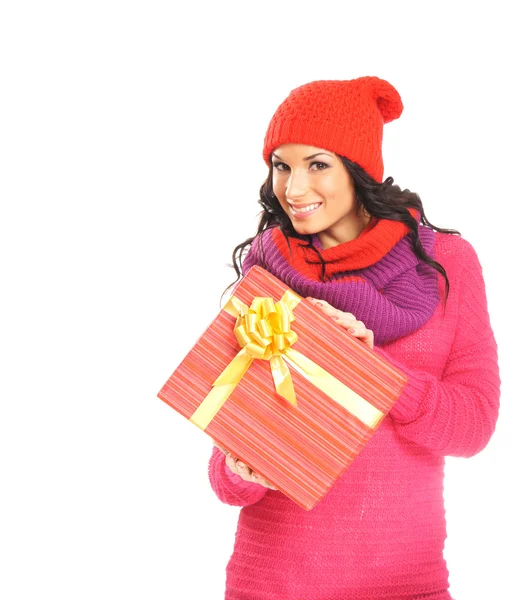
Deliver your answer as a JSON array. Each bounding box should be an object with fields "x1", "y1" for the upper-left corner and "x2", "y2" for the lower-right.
[{"x1": 272, "y1": 209, "x2": 418, "y2": 281}]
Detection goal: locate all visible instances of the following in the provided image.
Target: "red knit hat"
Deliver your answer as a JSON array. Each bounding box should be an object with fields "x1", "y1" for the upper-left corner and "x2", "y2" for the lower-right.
[{"x1": 262, "y1": 76, "x2": 403, "y2": 183}]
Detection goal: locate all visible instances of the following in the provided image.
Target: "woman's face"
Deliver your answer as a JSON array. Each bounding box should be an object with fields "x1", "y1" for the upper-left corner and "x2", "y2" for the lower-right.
[{"x1": 271, "y1": 143, "x2": 369, "y2": 248}]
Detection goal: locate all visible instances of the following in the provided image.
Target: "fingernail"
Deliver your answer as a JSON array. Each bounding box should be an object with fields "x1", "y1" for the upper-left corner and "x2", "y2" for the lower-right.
[
  {"x1": 316, "y1": 302, "x2": 323, "y2": 307},
  {"x1": 332, "y1": 315, "x2": 339, "y2": 320},
  {"x1": 348, "y1": 328, "x2": 356, "y2": 334}
]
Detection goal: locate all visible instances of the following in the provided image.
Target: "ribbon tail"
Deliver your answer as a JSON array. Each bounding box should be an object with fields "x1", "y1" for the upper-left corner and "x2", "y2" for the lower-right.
[
  {"x1": 189, "y1": 349, "x2": 254, "y2": 430},
  {"x1": 270, "y1": 355, "x2": 297, "y2": 406},
  {"x1": 213, "y1": 348, "x2": 254, "y2": 386},
  {"x1": 284, "y1": 348, "x2": 384, "y2": 428},
  {"x1": 189, "y1": 383, "x2": 239, "y2": 430}
]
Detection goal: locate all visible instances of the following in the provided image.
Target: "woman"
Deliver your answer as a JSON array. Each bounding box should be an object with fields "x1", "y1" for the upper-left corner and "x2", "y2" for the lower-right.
[{"x1": 208, "y1": 76, "x2": 500, "y2": 599}]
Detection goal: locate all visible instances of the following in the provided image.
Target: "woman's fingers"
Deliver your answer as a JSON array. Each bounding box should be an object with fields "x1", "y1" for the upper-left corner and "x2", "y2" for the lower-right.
[
  {"x1": 226, "y1": 453, "x2": 277, "y2": 490},
  {"x1": 213, "y1": 441, "x2": 277, "y2": 489},
  {"x1": 348, "y1": 321, "x2": 374, "y2": 348},
  {"x1": 252, "y1": 473, "x2": 278, "y2": 490},
  {"x1": 306, "y1": 297, "x2": 374, "y2": 349},
  {"x1": 233, "y1": 457, "x2": 252, "y2": 477}
]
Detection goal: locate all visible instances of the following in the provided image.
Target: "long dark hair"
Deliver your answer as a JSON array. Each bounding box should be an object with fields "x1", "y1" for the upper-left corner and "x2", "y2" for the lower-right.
[{"x1": 221, "y1": 155, "x2": 460, "y2": 304}]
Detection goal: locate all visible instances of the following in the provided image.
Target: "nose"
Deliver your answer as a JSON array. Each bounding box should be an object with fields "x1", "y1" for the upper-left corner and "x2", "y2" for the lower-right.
[{"x1": 285, "y1": 167, "x2": 309, "y2": 200}]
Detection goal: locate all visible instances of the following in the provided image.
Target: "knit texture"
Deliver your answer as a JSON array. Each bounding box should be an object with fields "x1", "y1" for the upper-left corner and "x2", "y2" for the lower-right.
[
  {"x1": 262, "y1": 76, "x2": 403, "y2": 182},
  {"x1": 242, "y1": 220, "x2": 440, "y2": 345},
  {"x1": 208, "y1": 232, "x2": 500, "y2": 600}
]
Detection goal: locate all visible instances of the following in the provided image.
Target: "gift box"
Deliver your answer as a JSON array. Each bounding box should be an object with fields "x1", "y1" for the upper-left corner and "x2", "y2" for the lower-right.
[{"x1": 158, "y1": 265, "x2": 407, "y2": 511}]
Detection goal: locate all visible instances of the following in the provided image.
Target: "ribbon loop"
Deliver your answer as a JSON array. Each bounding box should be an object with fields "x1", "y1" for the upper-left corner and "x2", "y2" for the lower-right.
[{"x1": 228, "y1": 294, "x2": 300, "y2": 405}]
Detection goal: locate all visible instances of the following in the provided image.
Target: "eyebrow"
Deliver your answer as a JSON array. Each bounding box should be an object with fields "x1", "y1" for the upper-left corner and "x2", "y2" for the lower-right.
[{"x1": 271, "y1": 151, "x2": 334, "y2": 161}]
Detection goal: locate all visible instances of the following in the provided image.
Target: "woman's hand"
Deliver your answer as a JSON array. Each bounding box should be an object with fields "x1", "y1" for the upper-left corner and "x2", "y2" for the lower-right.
[
  {"x1": 306, "y1": 297, "x2": 374, "y2": 349},
  {"x1": 212, "y1": 441, "x2": 278, "y2": 490}
]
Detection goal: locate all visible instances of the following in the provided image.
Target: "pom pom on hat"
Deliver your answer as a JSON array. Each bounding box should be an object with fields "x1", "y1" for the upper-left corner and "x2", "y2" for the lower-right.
[
  {"x1": 367, "y1": 76, "x2": 403, "y2": 123},
  {"x1": 262, "y1": 76, "x2": 403, "y2": 182}
]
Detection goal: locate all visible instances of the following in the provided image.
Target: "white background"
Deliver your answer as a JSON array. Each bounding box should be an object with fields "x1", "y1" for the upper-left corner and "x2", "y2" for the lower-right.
[{"x1": 1, "y1": 2, "x2": 515, "y2": 599}]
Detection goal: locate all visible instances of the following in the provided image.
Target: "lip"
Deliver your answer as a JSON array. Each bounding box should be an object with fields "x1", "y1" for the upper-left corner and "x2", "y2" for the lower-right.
[
  {"x1": 288, "y1": 201, "x2": 320, "y2": 209},
  {"x1": 288, "y1": 202, "x2": 322, "y2": 219}
]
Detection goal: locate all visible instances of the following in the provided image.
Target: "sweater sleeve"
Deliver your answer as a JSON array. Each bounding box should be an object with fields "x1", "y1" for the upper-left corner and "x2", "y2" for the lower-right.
[
  {"x1": 375, "y1": 239, "x2": 500, "y2": 457},
  {"x1": 207, "y1": 445, "x2": 269, "y2": 507}
]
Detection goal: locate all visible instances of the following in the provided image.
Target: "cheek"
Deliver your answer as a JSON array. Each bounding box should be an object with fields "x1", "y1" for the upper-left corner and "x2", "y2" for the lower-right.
[
  {"x1": 272, "y1": 181, "x2": 288, "y2": 210},
  {"x1": 324, "y1": 181, "x2": 355, "y2": 209},
  {"x1": 272, "y1": 177, "x2": 283, "y2": 197},
  {"x1": 319, "y1": 175, "x2": 343, "y2": 196}
]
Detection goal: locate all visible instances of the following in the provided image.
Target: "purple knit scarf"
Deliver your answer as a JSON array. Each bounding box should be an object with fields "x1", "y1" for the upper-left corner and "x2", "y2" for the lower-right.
[{"x1": 241, "y1": 225, "x2": 440, "y2": 346}]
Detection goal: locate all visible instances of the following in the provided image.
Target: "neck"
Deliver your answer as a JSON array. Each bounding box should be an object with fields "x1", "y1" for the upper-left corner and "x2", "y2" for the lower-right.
[{"x1": 315, "y1": 213, "x2": 373, "y2": 250}]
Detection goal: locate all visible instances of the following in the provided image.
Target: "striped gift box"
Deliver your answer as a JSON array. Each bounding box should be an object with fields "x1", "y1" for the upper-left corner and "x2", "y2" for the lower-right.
[{"x1": 158, "y1": 265, "x2": 407, "y2": 511}]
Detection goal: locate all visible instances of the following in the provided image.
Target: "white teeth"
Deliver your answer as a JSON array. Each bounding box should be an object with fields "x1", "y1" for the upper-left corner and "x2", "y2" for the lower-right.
[{"x1": 290, "y1": 203, "x2": 321, "y2": 213}]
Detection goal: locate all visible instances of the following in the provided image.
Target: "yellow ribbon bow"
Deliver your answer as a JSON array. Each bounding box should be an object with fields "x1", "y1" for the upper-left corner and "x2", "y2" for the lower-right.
[{"x1": 215, "y1": 292, "x2": 300, "y2": 405}]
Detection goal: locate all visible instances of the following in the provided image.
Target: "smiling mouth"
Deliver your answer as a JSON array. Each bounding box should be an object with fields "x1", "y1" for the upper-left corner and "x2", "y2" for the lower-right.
[{"x1": 288, "y1": 202, "x2": 322, "y2": 217}]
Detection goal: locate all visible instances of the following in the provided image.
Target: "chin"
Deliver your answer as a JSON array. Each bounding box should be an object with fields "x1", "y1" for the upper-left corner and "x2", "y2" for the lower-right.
[{"x1": 292, "y1": 222, "x2": 321, "y2": 236}]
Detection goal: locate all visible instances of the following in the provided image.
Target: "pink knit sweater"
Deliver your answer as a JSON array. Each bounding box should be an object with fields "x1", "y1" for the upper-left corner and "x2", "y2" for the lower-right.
[{"x1": 208, "y1": 233, "x2": 500, "y2": 600}]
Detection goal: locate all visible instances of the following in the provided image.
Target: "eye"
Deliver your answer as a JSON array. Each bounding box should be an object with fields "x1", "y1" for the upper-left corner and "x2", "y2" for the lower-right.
[
  {"x1": 272, "y1": 161, "x2": 329, "y2": 171},
  {"x1": 310, "y1": 161, "x2": 328, "y2": 170}
]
